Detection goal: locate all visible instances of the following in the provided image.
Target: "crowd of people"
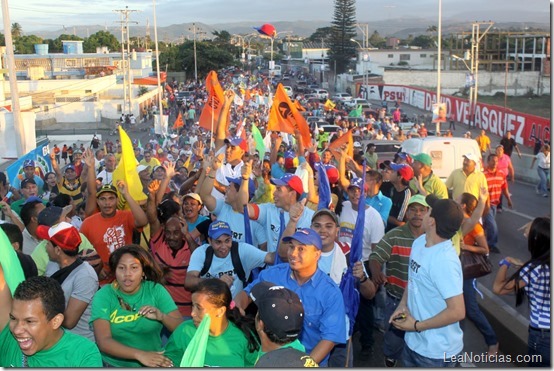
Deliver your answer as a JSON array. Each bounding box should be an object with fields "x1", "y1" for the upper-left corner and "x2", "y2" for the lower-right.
[{"x1": 0, "y1": 66, "x2": 550, "y2": 368}]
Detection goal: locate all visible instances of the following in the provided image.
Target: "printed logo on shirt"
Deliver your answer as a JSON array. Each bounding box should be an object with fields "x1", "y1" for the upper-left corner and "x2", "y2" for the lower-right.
[
  {"x1": 232, "y1": 231, "x2": 243, "y2": 240},
  {"x1": 409, "y1": 259, "x2": 421, "y2": 274},
  {"x1": 110, "y1": 309, "x2": 141, "y2": 323},
  {"x1": 204, "y1": 270, "x2": 234, "y2": 279},
  {"x1": 103, "y1": 225, "x2": 127, "y2": 253}
]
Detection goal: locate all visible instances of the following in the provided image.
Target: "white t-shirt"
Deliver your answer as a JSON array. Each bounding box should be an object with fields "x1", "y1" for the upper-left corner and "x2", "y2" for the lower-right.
[
  {"x1": 338, "y1": 201, "x2": 385, "y2": 261},
  {"x1": 212, "y1": 161, "x2": 244, "y2": 200}
]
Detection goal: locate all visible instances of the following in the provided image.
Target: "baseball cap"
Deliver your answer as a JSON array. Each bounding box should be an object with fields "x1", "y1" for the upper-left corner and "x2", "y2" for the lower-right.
[
  {"x1": 347, "y1": 177, "x2": 368, "y2": 192},
  {"x1": 255, "y1": 348, "x2": 318, "y2": 367},
  {"x1": 226, "y1": 177, "x2": 256, "y2": 198},
  {"x1": 390, "y1": 163, "x2": 414, "y2": 182},
  {"x1": 137, "y1": 164, "x2": 151, "y2": 173},
  {"x1": 21, "y1": 178, "x2": 37, "y2": 188},
  {"x1": 208, "y1": 220, "x2": 233, "y2": 240},
  {"x1": 324, "y1": 164, "x2": 339, "y2": 185},
  {"x1": 412, "y1": 153, "x2": 432, "y2": 167},
  {"x1": 183, "y1": 193, "x2": 203, "y2": 205},
  {"x1": 379, "y1": 160, "x2": 392, "y2": 170},
  {"x1": 224, "y1": 136, "x2": 248, "y2": 152},
  {"x1": 37, "y1": 205, "x2": 74, "y2": 227},
  {"x1": 425, "y1": 195, "x2": 464, "y2": 239},
  {"x1": 311, "y1": 208, "x2": 339, "y2": 226},
  {"x1": 73, "y1": 149, "x2": 82, "y2": 155},
  {"x1": 96, "y1": 184, "x2": 118, "y2": 197},
  {"x1": 353, "y1": 141, "x2": 362, "y2": 148},
  {"x1": 282, "y1": 228, "x2": 322, "y2": 250},
  {"x1": 463, "y1": 152, "x2": 480, "y2": 164},
  {"x1": 23, "y1": 159, "x2": 35, "y2": 168},
  {"x1": 153, "y1": 165, "x2": 166, "y2": 172},
  {"x1": 270, "y1": 174, "x2": 304, "y2": 195},
  {"x1": 36, "y1": 221, "x2": 82, "y2": 251},
  {"x1": 394, "y1": 152, "x2": 412, "y2": 164},
  {"x1": 65, "y1": 164, "x2": 75, "y2": 172},
  {"x1": 407, "y1": 194, "x2": 429, "y2": 208},
  {"x1": 23, "y1": 196, "x2": 43, "y2": 205},
  {"x1": 250, "y1": 281, "x2": 304, "y2": 339}
]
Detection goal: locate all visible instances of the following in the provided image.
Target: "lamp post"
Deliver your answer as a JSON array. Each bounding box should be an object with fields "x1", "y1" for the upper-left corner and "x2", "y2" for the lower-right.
[
  {"x1": 452, "y1": 53, "x2": 474, "y2": 124},
  {"x1": 350, "y1": 38, "x2": 368, "y2": 97},
  {"x1": 189, "y1": 23, "x2": 205, "y2": 82}
]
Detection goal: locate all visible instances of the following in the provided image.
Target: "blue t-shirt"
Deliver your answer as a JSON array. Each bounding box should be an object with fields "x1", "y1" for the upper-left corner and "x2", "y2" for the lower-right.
[
  {"x1": 244, "y1": 264, "x2": 347, "y2": 366},
  {"x1": 271, "y1": 163, "x2": 286, "y2": 179},
  {"x1": 255, "y1": 203, "x2": 315, "y2": 253},
  {"x1": 365, "y1": 191, "x2": 392, "y2": 226},
  {"x1": 212, "y1": 200, "x2": 267, "y2": 247},
  {"x1": 188, "y1": 242, "x2": 268, "y2": 298},
  {"x1": 404, "y1": 235, "x2": 464, "y2": 359},
  {"x1": 187, "y1": 215, "x2": 209, "y2": 232}
]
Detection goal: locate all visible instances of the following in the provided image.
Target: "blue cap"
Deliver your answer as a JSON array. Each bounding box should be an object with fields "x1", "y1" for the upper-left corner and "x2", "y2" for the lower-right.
[
  {"x1": 226, "y1": 177, "x2": 256, "y2": 198},
  {"x1": 348, "y1": 177, "x2": 365, "y2": 190},
  {"x1": 284, "y1": 150, "x2": 295, "y2": 159},
  {"x1": 65, "y1": 164, "x2": 75, "y2": 172},
  {"x1": 208, "y1": 220, "x2": 233, "y2": 240},
  {"x1": 282, "y1": 228, "x2": 322, "y2": 250},
  {"x1": 24, "y1": 196, "x2": 43, "y2": 205},
  {"x1": 270, "y1": 174, "x2": 304, "y2": 195},
  {"x1": 224, "y1": 136, "x2": 247, "y2": 151},
  {"x1": 23, "y1": 159, "x2": 35, "y2": 168}
]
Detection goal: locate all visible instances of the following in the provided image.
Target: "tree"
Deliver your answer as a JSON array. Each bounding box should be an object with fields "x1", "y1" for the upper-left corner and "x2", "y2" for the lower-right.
[
  {"x1": 44, "y1": 34, "x2": 83, "y2": 53},
  {"x1": 368, "y1": 30, "x2": 385, "y2": 49},
  {"x1": 13, "y1": 35, "x2": 43, "y2": 54},
  {"x1": 411, "y1": 35, "x2": 436, "y2": 49},
  {"x1": 11, "y1": 23, "x2": 22, "y2": 38},
  {"x1": 83, "y1": 30, "x2": 120, "y2": 53},
  {"x1": 212, "y1": 30, "x2": 231, "y2": 44},
  {"x1": 0, "y1": 33, "x2": 5, "y2": 46},
  {"x1": 307, "y1": 27, "x2": 334, "y2": 43},
  {"x1": 328, "y1": 0, "x2": 357, "y2": 74}
]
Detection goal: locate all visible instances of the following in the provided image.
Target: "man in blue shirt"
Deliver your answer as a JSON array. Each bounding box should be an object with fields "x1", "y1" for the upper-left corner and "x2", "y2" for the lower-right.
[
  {"x1": 365, "y1": 170, "x2": 392, "y2": 226},
  {"x1": 235, "y1": 228, "x2": 346, "y2": 367}
]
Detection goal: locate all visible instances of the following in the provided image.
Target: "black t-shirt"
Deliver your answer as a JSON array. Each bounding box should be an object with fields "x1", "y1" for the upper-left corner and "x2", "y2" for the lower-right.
[
  {"x1": 500, "y1": 137, "x2": 517, "y2": 157},
  {"x1": 16, "y1": 251, "x2": 38, "y2": 279},
  {"x1": 380, "y1": 182, "x2": 413, "y2": 232}
]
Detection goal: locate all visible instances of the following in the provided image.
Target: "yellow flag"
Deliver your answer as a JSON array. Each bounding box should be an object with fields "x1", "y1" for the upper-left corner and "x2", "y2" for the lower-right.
[
  {"x1": 112, "y1": 126, "x2": 147, "y2": 208},
  {"x1": 324, "y1": 99, "x2": 336, "y2": 111}
]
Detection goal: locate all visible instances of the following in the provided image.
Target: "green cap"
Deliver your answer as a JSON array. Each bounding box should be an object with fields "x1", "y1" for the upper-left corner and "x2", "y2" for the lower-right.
[
  {"x1": 412, "y1": 153, "x2": 432, "y2": 167},
  {"x1": 408, "y1": 194, "x2": 429, "y2": 207}
]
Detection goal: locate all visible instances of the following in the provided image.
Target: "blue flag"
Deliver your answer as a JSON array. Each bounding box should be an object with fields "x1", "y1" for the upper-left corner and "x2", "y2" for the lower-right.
[
  {"x1": 339, "y1": 161, "x2": 366, "y2": 336},
  {"x1": 243, "y1": 204, "x2": 253, "y2": 245},
  {"x1": 317, "y1": 163, "x2": 331, "y2": 210}
]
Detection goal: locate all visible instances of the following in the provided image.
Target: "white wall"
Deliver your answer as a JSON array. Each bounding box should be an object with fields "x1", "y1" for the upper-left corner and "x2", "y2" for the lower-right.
[{"x1": 0, "y1": 111, "x2": 37, "y2": 157}]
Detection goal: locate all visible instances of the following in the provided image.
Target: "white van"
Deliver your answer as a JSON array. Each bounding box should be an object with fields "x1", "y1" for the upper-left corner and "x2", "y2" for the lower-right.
[{"x1": 400, "y1": 137, "x2": 482, "y2": 181}]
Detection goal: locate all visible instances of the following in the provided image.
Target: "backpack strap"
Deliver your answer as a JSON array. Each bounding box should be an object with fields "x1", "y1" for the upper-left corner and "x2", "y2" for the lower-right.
[
  {"x1": 200, "y1": 246, "x2": 215, "y2": 277},
  {"x1": 231, "y1": 241, "x2": 248, "y2": 287}
]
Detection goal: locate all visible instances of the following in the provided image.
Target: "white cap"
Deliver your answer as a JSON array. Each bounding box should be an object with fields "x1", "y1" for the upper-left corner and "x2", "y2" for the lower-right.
[
  {"x1": 463, "y1": 152, "x2": 480, "y2": 163},
  {"x1": 137, "y1": 164, "x2": 151, "y2": 173},
  {"x1": 354, "y1": 141, "x2": 362, "y2": 148}
]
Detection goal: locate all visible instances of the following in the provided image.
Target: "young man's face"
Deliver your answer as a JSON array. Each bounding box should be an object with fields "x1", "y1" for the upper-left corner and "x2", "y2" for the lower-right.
[
  {"x1": 97, "y1": 192, "x2": 118, "y2": 217},
  {"x1": 287, "y1": 240, "x2": 320, "y2": 273},
  {"x1": 23, "y1": 166, "x2": 35, "y2": 179},
  {"x1": 311, "y1": 214, "x2": 338, "y2": 249},
  {"x1": 9, "y1": 298, "x2": 62, "y2": 356}
]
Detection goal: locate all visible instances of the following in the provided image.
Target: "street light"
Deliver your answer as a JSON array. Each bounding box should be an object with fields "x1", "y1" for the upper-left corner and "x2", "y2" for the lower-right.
[
  {"x1": 189, "y1": 23, "x2": 205, "y2": 82},
  {"x1": 350, "y1": 38, "x2": 369, "y2": 97}
]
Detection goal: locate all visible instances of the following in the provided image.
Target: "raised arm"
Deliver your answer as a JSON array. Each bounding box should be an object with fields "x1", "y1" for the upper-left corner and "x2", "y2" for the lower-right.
[
  {"x1": 82, "y1": 149, "x2": 99, "y2": 217},
  {"x1": 116, "y1": 181, "x2": 148, "y2": 228},
  {"x1": 146, "y1": 191, "x2": 161, "y2": 238},
  {"x1": 197, "y1": 155, "x2": 221, "y2": 213},
  {"x1": 214, "y1": 90, "x2": 235, "y2": 151}
]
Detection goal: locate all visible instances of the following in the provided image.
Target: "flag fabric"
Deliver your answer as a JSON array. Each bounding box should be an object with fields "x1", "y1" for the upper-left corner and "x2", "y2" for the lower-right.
[
  {"x1": 112, "y1": 126, "x2": 148, "y2": 208},
  {"x1": 198, "y1": 71, "x2": 225, "y2": 132},
  {"x1": 294, "y1": 100, "x2": 306, "y2": 112},
  {"x1": 339, "y1": 161, "x2": 366, "y2": 336},
  {"x1": 251, "y1": 124, "x2": 266, "y2": 160},
  {"x1": 137, "y1": 139, "x2": 143, "y2": 149},
  {"x1": 327, "y1": 129, "x2": 354, "y2": 161},
  {"x1": 267, "y1": 83, "x2": 311, "y2": 147},
  {"x1": 180, "y1": 314, "x2": 211, "y2": 367},
  {"x1": 348, "y1": 105, "x2": 362, "y2": 118},
  {"x1": 0, "y1": 228, "x2": 25, "y2": 295},
  {"x1": 262, "y1": 130, "x2": 272, "y2": 153},
  {"x1": 317, "y1": 163, "x2": 332, "y2": 210},
  {"x1": 324, "y1": 99, "x2": 336, "y2": 111},
  {"x1": 243, "y1": 205, "x2": 253, "y2": 245},
  {"x1": 173, "y1": 112, "x2": 184, "y2": 129}
]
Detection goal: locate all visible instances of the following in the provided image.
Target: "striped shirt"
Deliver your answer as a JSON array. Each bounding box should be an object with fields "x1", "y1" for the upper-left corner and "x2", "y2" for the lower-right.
[
  {"x1": 369, "y1": 223, "x2": 417, "y2": 299},
  {"x1": 521, "y1": 263, "x2": 550, "y2": 329},
  {"x1": 484, "y1": 168, "x2": 506, "y2": 205}
]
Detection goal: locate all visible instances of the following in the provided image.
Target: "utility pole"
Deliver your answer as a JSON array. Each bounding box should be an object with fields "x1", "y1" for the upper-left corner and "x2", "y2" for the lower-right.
[
  {"x1": 468, "y1": 21, "x2": 494, "y2": 127},
  {"x1": 188, "y1": 23, "x2": 204, "y2": 82},
  {"x1": 114, "y1": 6, "x2": 139, "y2": 115}
]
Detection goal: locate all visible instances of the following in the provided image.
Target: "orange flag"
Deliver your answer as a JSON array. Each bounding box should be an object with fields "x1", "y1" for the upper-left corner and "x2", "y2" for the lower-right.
[
  {"x1": 267, "y1": 83, "x2": 311, "y2": 147},
  {"x1": 198, "y1": 71, "x2": 225, "y2": 132},
  {"x1": 245, "y1": 89, "x2": 251, "y2": 101},
  {"x1": 327, "y1": 129, "x2": 354, "y2": 161},
  {"x1": 294, "y1": 100, "x2": 306, "y2": 112},
  {"x1": 173, "y1": 112, "x2": 184, "y2": 129}
]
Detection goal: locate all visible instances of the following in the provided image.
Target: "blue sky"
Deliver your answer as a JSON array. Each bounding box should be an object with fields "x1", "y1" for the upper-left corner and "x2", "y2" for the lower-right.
[{"x1": 5, "y1": 0, "x2": 551, "y2": 31}]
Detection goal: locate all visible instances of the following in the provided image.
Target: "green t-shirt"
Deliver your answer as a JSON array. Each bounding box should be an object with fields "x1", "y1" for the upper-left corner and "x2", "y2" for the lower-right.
[
  {"x1": 11, "y1": 198, "x2": 48, "y2": 216},
  {"x1": 31, "y1": 232, "x2": 93, "y2": 276},
  {"x1": 364, "y1": 152, "x2": 379, "y2": 170},
  {"x1": 164, "y1": 320, "x2": 259, "y2": 367},
  {"x1": 89, "y1": 280, "x2": 178, "y2": 367},
  {"x1": 409, "y1": 172, "x2": 448, "y2": 199},
  {"x1": 0, "y1": 325, "x2": 102, "y2": 367}
]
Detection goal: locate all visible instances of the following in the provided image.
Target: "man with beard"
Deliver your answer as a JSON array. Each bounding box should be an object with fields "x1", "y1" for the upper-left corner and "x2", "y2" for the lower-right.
[
  {"x1": 80, "y1": 182, "x2": 148, "y2": 285},
  {"x1": 0, "y1": 275, "x2": 102, "y2": 367},
  {"x1": 369, "y1": 195, "x2": 429, "y2": 367},
  {"x1": 148, "y1": 197, "x2": 193, "y2": 318}
]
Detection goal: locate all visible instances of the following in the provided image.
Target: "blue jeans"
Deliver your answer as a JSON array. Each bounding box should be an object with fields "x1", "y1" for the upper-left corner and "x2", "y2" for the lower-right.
[
  {"x1": 383, "y1": 292, "x2": 406, "y2": 360},
  {"x1": 537, "y1": 167, "x2": 549, "y2": 194},
  {"x1": 402, "y1": 346, "x2": 459, "y2": 367},
  {"x1": 528, "y1": 327, "x2": 551, "y2": 367},
  {"x1": 461, "y1": 279, "x2": 498, "y2": 346},
  {"x1": 483, "y1": 205, "x2": 498, "y2": 248},
  {"x1": 328, "y1": 340, "x2": 353, "y2": 367}
]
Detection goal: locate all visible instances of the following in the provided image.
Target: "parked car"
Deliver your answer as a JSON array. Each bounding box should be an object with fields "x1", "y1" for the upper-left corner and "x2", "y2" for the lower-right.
[
  {"x1": 359, "y1": 139, "x2": 402, "y2": 167},
  {"x1": 344, "y1": 98, "x2": 371, "y2": 109},
  {"x1": 283, "y1": 86, "x2": 294, "y2": 97},
  {"x1": 331, "y1": 92, "x2": 353, "y2": 102},
  {"x1": 314, "y1": 89, "x2": 329, "y2": 100}
]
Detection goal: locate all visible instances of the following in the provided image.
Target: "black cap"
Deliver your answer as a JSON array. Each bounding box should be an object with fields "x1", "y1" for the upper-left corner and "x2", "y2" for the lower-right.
[
  {"x1": 425, "y1": 195, "x2": 464, "y2": 239},
  {"x1": 21, "y1": 178, "x2": 37, "y2": 188},
  {"x1": 255, "y1": 347, "x2": 319, "y2": 368},
  {"x1": 250, "y1": 281, "x2": 304, "y2": 339}
]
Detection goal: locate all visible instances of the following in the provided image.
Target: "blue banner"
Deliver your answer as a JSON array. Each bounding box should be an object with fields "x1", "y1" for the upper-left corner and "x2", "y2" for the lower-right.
[{"x1": 6, "y1": 141, "x2": 52, "y2": 185}]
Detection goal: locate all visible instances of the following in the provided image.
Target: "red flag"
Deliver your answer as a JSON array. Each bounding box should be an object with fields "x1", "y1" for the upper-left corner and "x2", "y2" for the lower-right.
[
  {"x1": 267, "y1": 84, "x2": 311, "y2": 147},
  {"x1": 198, "y1": 71, "x2": 225, "y2": 132},
  {"x1": 327, "y1": 129, "x2": 354, "y2": 161},
  {"x1": 173, "y1": 112, "x2": 184, "y2": 129}
]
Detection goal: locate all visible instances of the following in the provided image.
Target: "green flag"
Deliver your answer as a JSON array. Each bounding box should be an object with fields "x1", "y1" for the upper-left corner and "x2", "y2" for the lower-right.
[
  {"x1": 180, "y1": 314, "x2": 211, "y2": 367},
  {"x1": 349, "y1": 104, "x2": 362, "y2": 118},
  {"x1": 251, "y1": 124, "x2": 266, "y2": 160},
  {"x1": 0, "y1": 228, "x2": 25, "y2": 295}
]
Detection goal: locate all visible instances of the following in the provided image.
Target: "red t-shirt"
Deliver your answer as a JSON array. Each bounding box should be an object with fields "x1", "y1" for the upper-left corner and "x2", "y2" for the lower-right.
[{"x1": 150, "y1": 229, "x2": 193, "y2": 317}]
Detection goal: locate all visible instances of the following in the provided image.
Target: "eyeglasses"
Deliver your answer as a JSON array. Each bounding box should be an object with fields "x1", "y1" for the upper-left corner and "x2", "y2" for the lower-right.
[{"x1": 117, "y1": 295, "x2": 136, "y2": 311}]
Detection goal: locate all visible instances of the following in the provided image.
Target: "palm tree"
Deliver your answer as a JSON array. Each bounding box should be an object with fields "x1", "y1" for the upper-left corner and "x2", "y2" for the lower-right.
[
  {"x1": 426, "y1": 25, "x2": 437, "y2": 34},
  {"x1": 11, "y1": 23, "x2": 22, "y2": 38}
]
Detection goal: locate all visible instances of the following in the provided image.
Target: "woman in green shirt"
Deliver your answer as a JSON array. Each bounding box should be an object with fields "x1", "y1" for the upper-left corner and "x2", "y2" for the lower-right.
[
  {"x1": 90, "y1": 245, "x2": 183, "y2": 367},
  {"x1": 165, "y1": 279, "x2": 260, "y2": 367}
]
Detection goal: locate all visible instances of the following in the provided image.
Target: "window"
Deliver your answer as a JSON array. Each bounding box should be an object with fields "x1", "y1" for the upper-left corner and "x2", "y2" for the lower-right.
[
  {"x1": 399, "y1": 54, "x2": 411, "y2": 61},
  {"x1": 388, "y1": 54, "x2": 393, "y2": 58},
  {"x1": 420, "y1": 54, "x2": 427, "y2": 58},
  {"x1": 117, "y1": 104, "x2": 122, "y2": 113},
  {"x1": 85, "y1": 90, "x2": 92, "y2": 94}
]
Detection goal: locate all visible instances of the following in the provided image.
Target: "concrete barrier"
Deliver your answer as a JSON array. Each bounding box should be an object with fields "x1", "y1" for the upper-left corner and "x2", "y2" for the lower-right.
[{"x1": 46, "y1": 134, "x2": 102, "y2": 142}]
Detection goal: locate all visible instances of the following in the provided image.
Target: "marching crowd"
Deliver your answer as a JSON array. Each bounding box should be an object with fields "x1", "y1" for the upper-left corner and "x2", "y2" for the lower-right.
[{"x1": 0, "y1": 66, "x2": 550, "y2": 368}]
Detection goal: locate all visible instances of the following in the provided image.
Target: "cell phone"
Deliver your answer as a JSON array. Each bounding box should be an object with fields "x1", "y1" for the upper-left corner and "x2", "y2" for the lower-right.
[{"x1": 393, "y1": 313, "x2": 406, "y2": 321}]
